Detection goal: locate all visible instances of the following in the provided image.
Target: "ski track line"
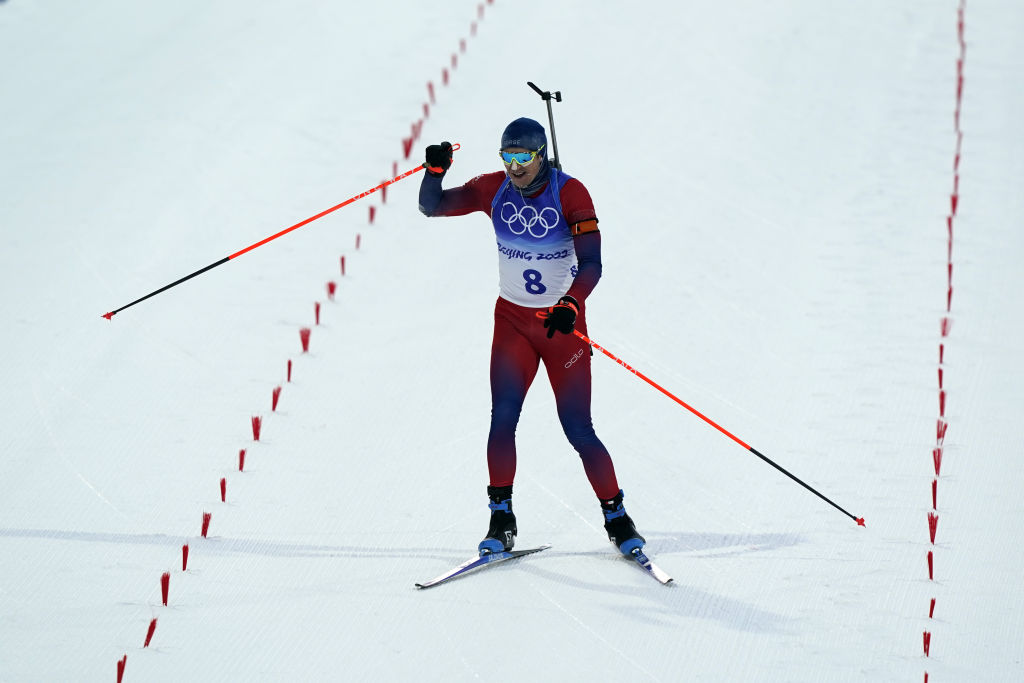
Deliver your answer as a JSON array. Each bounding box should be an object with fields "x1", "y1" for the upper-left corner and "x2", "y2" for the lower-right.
[
  {"x1": 436, "y1": 612, "x2": 485, "y2": 681},
  {"x1": 922, "y1": 1, "x2": 966, "y2": 679},
  {"x1": 108, "y1": 2, "x2": 498, "y2": 680},
  {"x1": 29, "y1": 380, "x2": 128, "y2": 520},
  {"x1": 531, "y1": 583, "x2": 666, "y2": 683}
]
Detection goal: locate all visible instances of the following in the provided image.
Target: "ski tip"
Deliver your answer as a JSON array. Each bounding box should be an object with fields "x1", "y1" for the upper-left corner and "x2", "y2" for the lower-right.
[
  {"x1": 856, "y1": 517, "x2": 866, "y2": 527},
  {"x1": 102, "y1": 312, "x2": 115, "y2": 320}
]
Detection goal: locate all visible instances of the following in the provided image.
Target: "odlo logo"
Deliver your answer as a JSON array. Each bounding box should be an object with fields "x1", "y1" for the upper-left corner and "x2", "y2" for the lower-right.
[{"x1": 564, "y1": 348, "x2": 586, "y2": 369}]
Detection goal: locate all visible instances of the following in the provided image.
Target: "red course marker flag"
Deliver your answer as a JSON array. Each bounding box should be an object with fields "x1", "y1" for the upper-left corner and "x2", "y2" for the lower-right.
[{"x1": 144, "y1": 618, "x2": 158, "y2": 648}]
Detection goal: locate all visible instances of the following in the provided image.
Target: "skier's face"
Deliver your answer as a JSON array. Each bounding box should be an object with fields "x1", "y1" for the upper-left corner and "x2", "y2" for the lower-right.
[{"x1": 501, "y1": 146, "x2": 543, "y2": 189}]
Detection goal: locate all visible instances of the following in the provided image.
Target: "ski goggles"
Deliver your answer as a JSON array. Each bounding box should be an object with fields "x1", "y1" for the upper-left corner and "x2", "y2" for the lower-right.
[{"x1": 499, "y1": 144, "x2": 545, "y2": 166}]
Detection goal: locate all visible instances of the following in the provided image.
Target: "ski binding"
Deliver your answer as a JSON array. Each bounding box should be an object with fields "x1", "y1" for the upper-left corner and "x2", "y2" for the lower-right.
[{"x1": 628, "y1": 547, "x2": 673, "y2": 584}]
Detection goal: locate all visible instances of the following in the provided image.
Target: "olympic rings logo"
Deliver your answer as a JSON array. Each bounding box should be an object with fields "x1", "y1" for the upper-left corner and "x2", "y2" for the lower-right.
[{"x1": 499, "y1": 202, "x2": 560, "y2": 239}]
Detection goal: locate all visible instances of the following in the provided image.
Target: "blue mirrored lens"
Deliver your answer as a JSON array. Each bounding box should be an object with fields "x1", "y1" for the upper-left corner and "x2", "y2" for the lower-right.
[{"x1": 500, "y1": 151, "x2": 534, "y2": 164}]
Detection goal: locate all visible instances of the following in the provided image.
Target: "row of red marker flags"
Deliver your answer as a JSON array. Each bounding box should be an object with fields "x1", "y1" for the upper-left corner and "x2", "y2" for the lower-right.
[
  {"x1": 923, "y1": 0, "x2": 967, "y2": 677},
  {"x1": 114, "y1": 1, "x2": 498, "y2": 678}
]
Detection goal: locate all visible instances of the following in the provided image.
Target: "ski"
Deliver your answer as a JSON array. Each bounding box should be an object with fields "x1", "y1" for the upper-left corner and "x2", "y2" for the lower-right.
[
  {"x1": 627, "y1": 547, "x2": 673, "y2": 585},
  {"x1": 415, "y1": 544, "x2": 552, "y2": 589}
]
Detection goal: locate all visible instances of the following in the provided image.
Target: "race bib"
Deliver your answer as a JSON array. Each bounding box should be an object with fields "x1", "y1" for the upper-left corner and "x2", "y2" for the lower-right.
[{"x1": 490, "y1": 170, "x2": 577, "y2": 307}]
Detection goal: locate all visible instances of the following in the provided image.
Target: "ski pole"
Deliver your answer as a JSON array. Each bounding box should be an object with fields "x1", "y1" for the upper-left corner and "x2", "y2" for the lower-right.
[
  {"x1": 527, "y1": 81, "x2": 562, "y2": 171},
  {"x1": 574, "y1": 330, "x2": 865, "y2": 526},
  {"x1": 102, "y1": 145, "x2": 460, "y2": 320}
]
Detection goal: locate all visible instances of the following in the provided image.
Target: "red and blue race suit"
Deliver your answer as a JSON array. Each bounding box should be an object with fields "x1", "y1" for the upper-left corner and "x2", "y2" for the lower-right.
[{"x1": 419, "y1": 169, "x2": 620, "y2": 500}]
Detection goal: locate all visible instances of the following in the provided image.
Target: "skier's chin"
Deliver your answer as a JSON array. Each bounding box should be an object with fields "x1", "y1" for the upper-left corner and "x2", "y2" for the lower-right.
[{"x1": 508, "y1": 171, "x2": 531, "y2": 188}]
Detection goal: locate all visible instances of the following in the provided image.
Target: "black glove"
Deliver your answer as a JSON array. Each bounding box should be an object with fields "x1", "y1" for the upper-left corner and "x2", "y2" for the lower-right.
[
  {"x1": 540, "y1": 295, "x2": 579, "y2": 339},
  {"x1": 424, "y1": 141, "x2": 453, "y2": 176}
]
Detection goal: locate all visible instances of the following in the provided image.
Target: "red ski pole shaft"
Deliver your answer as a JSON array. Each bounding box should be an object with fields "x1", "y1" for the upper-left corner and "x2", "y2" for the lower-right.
[
  {"x1": 102, "y1": 147, "x2": 459, "y2": 320},
  {"x1": 574, "y1": 330, "x2": 864, "y2": 526},
  {"x1": 226, "y1": 161, "x2": 427, "y2": 260}
]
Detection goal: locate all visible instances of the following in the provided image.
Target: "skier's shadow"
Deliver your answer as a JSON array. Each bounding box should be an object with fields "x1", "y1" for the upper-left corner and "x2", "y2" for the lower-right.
[
  {"x1": 1, "y1": 526, "x2": 799, "y2": 632},
  {"x1": 643, "y1": 529, "x2": 802, "y2": 556},
  {"x1": 0, "y1": 527, "x2": 461, "y2": 563},
  {"x1": 514, "y1": 530, "x2": 803, "y2": 634}
]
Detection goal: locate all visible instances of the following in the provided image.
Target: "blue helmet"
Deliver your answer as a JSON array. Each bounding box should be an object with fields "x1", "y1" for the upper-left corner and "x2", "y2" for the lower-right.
[{"x1": 500, "y1": 117, "x2": 547, "y2": 154}]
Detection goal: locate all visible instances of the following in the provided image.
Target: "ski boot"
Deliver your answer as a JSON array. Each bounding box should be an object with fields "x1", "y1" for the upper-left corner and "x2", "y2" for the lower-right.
[
  {"x1": 478, "y1": 485, "x2": 517, "y2": 555},
  {"x1": 601, "y1": 489, "x2": 646, "y2": 555}
]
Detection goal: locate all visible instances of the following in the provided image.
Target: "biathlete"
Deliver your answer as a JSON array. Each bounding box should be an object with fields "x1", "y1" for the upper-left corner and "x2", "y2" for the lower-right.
[{"x1": 418, "y1": 117, "x2": 645, "y2": 557}]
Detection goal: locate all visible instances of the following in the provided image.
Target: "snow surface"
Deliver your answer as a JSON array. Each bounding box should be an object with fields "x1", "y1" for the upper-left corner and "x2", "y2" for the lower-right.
[{"x1": 2, "y1": 0, "x2": 1023, "y2": 680}]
